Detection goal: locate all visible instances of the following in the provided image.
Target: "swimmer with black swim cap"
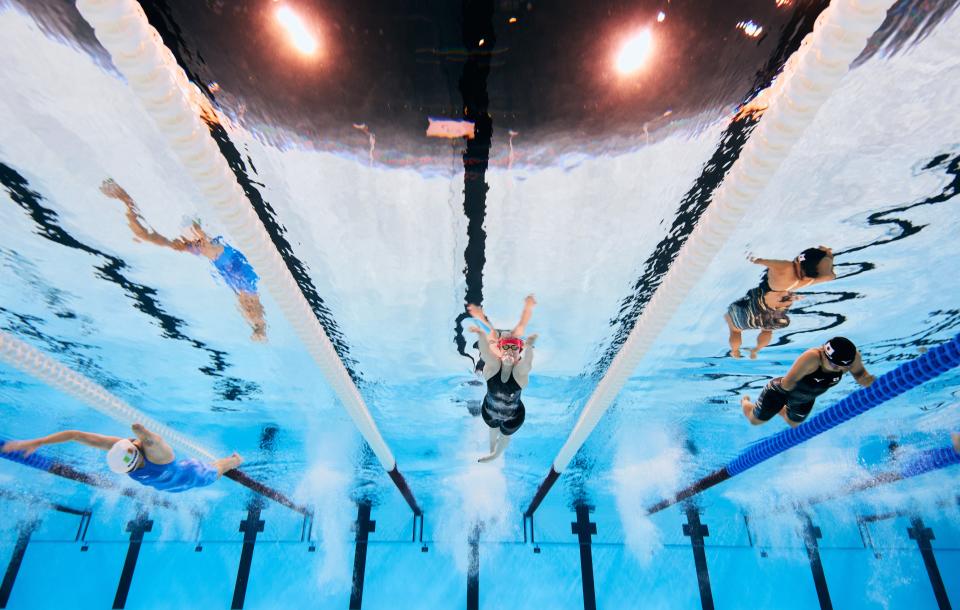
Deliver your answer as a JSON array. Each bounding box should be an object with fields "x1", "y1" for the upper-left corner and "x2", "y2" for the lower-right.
[
  {"x1": 741, "y1": 336, "x2": 876, "y2": 427},
  {"x1": 725, "y1": 246, "x2": 836, "y2": 359}
]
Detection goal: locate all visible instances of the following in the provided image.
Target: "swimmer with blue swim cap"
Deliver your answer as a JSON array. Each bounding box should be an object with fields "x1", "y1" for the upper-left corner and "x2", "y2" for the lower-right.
[
  {"x1": 466, "y1": 295, "x2": 538, "y2": 463},
  {"x1": 100, "y1": 179, "x2": 268, "y2": 343},
  {"x1": 2, "y1": 424, "x2": 242, "y2": 493}
]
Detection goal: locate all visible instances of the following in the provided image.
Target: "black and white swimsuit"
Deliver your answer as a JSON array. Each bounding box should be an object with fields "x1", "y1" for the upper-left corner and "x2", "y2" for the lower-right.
[{"x1": 481, "y1": 370, "x2": 526, "y2": 435}]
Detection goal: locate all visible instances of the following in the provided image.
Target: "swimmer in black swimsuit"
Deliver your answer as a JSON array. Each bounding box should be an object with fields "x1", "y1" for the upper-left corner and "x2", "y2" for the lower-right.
[
  {"x1": 468, "y1": 323, "x2": 537, "y2": 463},
  {"x1": 101, "y1": 179, "x2": 268, "y2": 342},
  {"x1": 725, "y1": 246, "x2": 836, "y2": 359},
  {"x1": 741, "y1": 336, "x2": 876, "y2": 427}
]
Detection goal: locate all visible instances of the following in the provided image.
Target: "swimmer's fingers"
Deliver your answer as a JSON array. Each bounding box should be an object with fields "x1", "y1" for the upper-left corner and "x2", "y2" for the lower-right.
[
  {"x1": 2, "y1": 440, "x2": 36, "y2": 456},
  {"x1": 468, "y1": 325, "x2": 485, "y2": 335},
  {"x1": 525, "y1": 294, "x2": 537, "y2": 305}
]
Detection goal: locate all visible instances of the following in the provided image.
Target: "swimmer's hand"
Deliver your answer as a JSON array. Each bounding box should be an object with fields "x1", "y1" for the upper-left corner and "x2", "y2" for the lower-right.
[
  {"x1": 466, "y1": 304, "x2": 484, "y2": 319},
  {"x1": 1, "y1": 439, "x2": 40, "y2": 457},
  {"x1": 468, "y1": 325, "x2": 486, "y2": 336},
  {"x1": 525, "y1": 333, "x2": 538, "y2": 347},
  {"x1": 99, "y1": 179, "x2": 131, "y2": 201},
  {"x1": 524, "y1": 294, "x2": 537, "y2": 306}
]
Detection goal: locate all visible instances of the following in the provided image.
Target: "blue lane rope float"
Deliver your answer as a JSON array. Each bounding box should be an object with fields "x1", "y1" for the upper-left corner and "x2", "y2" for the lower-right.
[
  {"x1": 727, "y1": 333, "x2": 960, "y2": 476},
  {"x1": 898, "y1": 445, "x2": 960, "y2": 478},
  {"x1": 647, "y1": 333, "x2": 960, "y2": 514}
]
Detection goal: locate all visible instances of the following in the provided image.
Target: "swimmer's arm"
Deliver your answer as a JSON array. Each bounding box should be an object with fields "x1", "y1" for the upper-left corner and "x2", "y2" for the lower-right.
[
  {"x1": 127, "y1": 219, "x2": 189, "y2": 251},
  {"x1": 513, "y1": 349, "x2": 535, "y2": 387},
  {"x1": 779, "y1": 350, "x2": 820, "y2": 392},
  {"x1": 850, "y1": 352, "x2": 876, "y2": 387},
  {"x1": 470, "y1": 326, "x2": 499, "y2": 362},
  {"x1": 749, "y1": 257, "x2": 789, "y2": 269},
  {"x1": 131, "y1": 424, "x2": 175, "y2": 462},
  {"x1": 1, "y1": 430, "x2": 121, "y2": 455},
  {"x1": 101, "y1": 180, "x2": 188, "y2": 251}
]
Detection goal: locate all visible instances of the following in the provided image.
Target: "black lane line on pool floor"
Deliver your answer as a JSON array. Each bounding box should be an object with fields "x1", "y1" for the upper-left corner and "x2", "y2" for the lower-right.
[
  {"x1": 0, "y1": 162, "x2": 259, "y2": 402},
  {"x1": 452, "y1": 0, "x2": 496, "y2": 368},
  {"x1": 571, "y1": 504, "x2": 598, "y2": 610},
  {"x1": 908, "y1": 517, "x2": 952, "y2": 610},
  {"x1": 349, "y1": 500, "x2": 376, "y2": 610},
  {"x1": 112, "y1": 512, "x2": 153, "y2": 610},
  {"x1": 683, "y1": 504, "x2": 715, "y2": 610},
  {"x1": 799, "y1": 512, "x2": 833, "y2": 610},
  {"x1": 231, "y1": 506, "x2": 266, "y2": 610},
  {"x1": 467, "y1": 524, "x2": 481, "y2": 610},
  {"x1": 0, "y1": 520, "x2": 39, "y2": 609},
  {"x1": 134, "y1": 1, "x2": 363, "y2": 385}
]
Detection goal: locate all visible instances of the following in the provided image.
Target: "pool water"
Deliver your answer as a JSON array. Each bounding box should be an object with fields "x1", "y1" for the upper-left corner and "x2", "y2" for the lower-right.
[{"x1": 1, "y1": 0, "x2": 959, "y2": 608}]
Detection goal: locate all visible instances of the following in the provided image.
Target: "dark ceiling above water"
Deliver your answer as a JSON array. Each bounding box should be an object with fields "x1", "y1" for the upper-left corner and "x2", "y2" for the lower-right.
[{"x1": 12, "y1": 0, "x2": 960, "y2": 158}]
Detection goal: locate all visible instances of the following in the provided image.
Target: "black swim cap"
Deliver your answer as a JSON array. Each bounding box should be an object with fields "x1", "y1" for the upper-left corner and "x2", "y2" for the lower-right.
[
  {"x1": 823, "y1": 336, "x2": 856, "y2": 367},
  {"x1": 797, "y1": 248, "x2": 828, "y2": 278}
]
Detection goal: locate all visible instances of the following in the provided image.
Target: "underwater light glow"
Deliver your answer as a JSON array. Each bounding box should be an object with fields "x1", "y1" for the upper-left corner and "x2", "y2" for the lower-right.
[
  {"x1": 275, "y1": 6, "x2": 319, "y2": 56},
  {"x1": 615, "y1": 29, "x2": 654, "y2": 75}
]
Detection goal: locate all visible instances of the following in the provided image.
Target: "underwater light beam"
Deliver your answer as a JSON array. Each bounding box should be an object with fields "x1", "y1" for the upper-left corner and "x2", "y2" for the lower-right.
[
  {"x1": 276, "y1": 6, "x2": 319, "y2": 56},
  {"x1": 615, "y1": 29, "x2": 654, "y2": 75}
]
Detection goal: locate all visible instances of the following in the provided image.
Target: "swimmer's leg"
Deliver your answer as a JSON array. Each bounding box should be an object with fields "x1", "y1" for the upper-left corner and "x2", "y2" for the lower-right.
[
  {"x1": 510, "y1": 294, "x2": 537, "y2": 337},
  {"x1": 488, "y1": 427, "x2": 498, "y2": 453},
  {"x1": 213, "y1": 452, "x2": 243, "y2": 477},
  {"x1": 725, "y1": 313, "x2": 743, "y2": 359},
  {"x1": 750, "y1": 330, "x2": 773, "y2": 359},
  {"x1": 478, "y1": 434, "x2": 511, "y2": 463},
  {"x1": 237, "y1": 292, "x2": 268, "y2": 342}
]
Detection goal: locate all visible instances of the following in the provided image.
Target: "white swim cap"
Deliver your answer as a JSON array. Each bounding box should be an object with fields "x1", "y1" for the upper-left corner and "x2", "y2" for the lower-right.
[{"x1": 106, "y1": 439, "x2": 141, "y2": 474}]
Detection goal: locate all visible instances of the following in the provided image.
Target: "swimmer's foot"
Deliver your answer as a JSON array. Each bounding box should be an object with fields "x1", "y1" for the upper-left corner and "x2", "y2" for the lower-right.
[
  {"x1": 477, "y1": 453, "x2": 498, "y2": 463},
  {"x1": 749, "y1": 348, "x2": 760, "y2": 360},
  {"x1": 730, "y1": 349, "x2": 742, "y2": 359},
  {"x1": 951, "y1": 432, "x2": 959, "y2": 454},
  {"x1": 251, "y1": 327, "x2": 268, "y2": 343},
  {"x1": 741, "y1": 395, "x2": 754, "y2": 420}
]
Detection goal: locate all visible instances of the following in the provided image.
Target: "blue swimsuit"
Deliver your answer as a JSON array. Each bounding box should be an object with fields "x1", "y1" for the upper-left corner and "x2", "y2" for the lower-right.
[
  {"x1": 128, "y1": 456, "x2": 219, "y2": 493},
  {"x1": 188, "y1": 237, "x2": 259, "y2": 294}
]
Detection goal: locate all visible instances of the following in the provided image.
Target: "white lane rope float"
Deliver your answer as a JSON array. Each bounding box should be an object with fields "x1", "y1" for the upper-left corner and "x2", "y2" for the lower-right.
[{"x1": 526, "y1": 0, "x2": 899, "y2": 515}]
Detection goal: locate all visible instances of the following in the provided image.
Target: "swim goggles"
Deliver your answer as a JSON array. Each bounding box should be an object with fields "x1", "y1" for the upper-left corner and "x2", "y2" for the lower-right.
[{"x1": 498, "y1": 338, "x2": 524, "y2": 352}]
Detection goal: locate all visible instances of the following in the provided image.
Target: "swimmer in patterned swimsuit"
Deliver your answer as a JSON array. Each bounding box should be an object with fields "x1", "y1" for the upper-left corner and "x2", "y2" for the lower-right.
[
  {"x1": 101, "y1": 179, "x2": 268, "y2": 342},
  {"x1": 724, "y1": 246, "x2": 836, "y2": 359},
  {"x1": 468, "y1": 313, "x2": 538, "y2": 463},
  {"x1": 2, "y1": 424, "x2": 242, "y2": 492},
  {"x1": 741, "y1": 337, "x2": 876, "y2": 427}
]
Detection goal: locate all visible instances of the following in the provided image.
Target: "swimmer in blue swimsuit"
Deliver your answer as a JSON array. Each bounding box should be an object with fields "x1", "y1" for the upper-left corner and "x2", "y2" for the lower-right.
[
  {"x1": 101, "y1": 179, "x2": 268, "y2": 342},
  {"x1": 2, "y1": 424, "x2": 242, "y2": 493}
]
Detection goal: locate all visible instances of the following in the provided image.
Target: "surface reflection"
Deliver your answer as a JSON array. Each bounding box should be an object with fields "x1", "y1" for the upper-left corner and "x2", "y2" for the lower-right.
[{"x1": 724, "y1": 246, "x2": 836, "y2": 359}]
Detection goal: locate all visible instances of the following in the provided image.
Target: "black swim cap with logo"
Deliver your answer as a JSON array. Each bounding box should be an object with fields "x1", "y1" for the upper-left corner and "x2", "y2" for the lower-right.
[
  {"x1": 823, "y1": 336, "x2": 856, "y2": 366},
  {"x1": 797, "y1": 248, "x2": 829, "y2": 278}
]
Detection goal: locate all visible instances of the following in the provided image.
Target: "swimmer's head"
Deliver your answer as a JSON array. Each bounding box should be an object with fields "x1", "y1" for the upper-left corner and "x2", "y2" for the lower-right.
[
  {"x1": 106, "y1": 439, "x2": 141, "y2": 474},
  {"x1": 498, "y1": 337, "x2": 523, "y2": 365},
  {"x1": 823, "y1": 336, "x2": 856, "y2": 369},
  {"x1": 796, "y1": 247, "x2": 833, "y2": 278}
]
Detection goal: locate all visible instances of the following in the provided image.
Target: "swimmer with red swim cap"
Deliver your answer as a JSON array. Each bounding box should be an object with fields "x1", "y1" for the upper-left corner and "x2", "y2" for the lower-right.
[{"x1": 467, "y1": 295, "x2": 537, "y2": 462}]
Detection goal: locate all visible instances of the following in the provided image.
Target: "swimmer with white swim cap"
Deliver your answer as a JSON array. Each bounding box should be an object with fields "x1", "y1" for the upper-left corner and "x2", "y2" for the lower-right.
[{"x1": 2, "y1": 424, "x2": 241, "y2": 493}]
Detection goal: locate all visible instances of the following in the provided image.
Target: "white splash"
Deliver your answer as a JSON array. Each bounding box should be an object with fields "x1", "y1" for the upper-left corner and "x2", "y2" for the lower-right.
[{"x1": 610, "y1": 426, "x2": 684, "y2": 565}]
